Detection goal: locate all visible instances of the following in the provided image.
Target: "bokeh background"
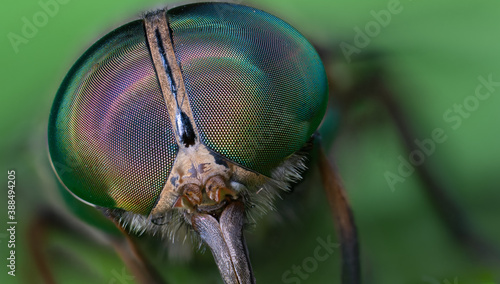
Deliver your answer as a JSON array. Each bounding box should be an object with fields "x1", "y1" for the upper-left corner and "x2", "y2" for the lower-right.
[{"x1": 2, "y1": 0, "x2": 500, "y2": 283}]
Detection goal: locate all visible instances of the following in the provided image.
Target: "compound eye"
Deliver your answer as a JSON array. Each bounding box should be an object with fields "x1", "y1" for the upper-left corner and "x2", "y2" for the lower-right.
[
  {"x1": 48, "y1": 20, "x2": 178, "y2": 215},
  {"x1": 167, "y1": 3, "x2": 328, "y2": 176}
]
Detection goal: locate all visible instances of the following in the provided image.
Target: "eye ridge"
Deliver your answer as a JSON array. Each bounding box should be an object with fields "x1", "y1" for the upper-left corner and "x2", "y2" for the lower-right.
[{"x1": 154, "y1": 28, "x2": 176, "y2": 96}]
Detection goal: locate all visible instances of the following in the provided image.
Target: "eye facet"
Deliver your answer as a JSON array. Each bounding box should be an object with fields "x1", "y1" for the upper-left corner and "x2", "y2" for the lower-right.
[
  {"x1": 48, "y1": 3, "x2": 327, "y2": 216},
  {"x1": 168, "y1": 3, "x2": 328, "y2": 176},
  {"x1": 48, "y1": 3, "x2": 330, "y2": 283},
  {"x1": 48, "y1": 20, "x2": 178, "y2": 215}
]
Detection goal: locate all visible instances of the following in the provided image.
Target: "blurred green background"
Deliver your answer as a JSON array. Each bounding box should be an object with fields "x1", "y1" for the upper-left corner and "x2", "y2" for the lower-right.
[{"x1": 2, "y1": 0, "x2": 500, "y2": 283}]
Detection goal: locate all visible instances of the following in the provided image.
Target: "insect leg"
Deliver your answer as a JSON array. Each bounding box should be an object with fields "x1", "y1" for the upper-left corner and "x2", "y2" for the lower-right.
[
  {"x1": 28, "y1": 207, "x2": 167, "y2": 284},
  {"x1": 317, "y1": 142, "x2": 361, "y2": 284}
]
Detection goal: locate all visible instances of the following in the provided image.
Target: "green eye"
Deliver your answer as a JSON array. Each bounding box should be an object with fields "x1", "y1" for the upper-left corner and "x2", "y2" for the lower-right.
[
  {"x1": 48, "y1": 2, "x2": 327, "y2": 215},
  {"x1": 168, "y1": 3, "x2": 328, "y2": 175},
  {"x1": 48, "y1": 20, "x2": 179, "y2": 215}
]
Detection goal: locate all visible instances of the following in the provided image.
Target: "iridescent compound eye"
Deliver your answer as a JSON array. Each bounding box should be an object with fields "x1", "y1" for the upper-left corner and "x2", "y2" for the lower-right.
[
  {"x1": 167, "y1": 4, "x2": 328, "y2": 176},
  {"x1": 48, "y1": 2, "x2": 328, "y2": 216},
  {"x1": 48, "y1": 21, "x2": 179, "y2": 215}
]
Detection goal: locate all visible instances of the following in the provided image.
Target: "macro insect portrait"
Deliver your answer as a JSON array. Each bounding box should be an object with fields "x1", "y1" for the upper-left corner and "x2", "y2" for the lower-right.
[
  {"x1": 45, "y1": 2, "x2": 359, "y2": 283},
  {"x1": 2, "y1": 1, "x2": 500, "y2": 284}
]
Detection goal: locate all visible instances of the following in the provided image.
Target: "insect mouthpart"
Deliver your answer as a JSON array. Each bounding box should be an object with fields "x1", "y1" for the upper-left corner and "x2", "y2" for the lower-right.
[
  {"x1": 191, "y1": 200, "x2": 255, "y2": 284},
  {"x1": 157, "y1": 143, "x2": 255, "y2": 284},
  {"x1": 174, "y1": 174, "x2": 238, "y2": 216}
]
